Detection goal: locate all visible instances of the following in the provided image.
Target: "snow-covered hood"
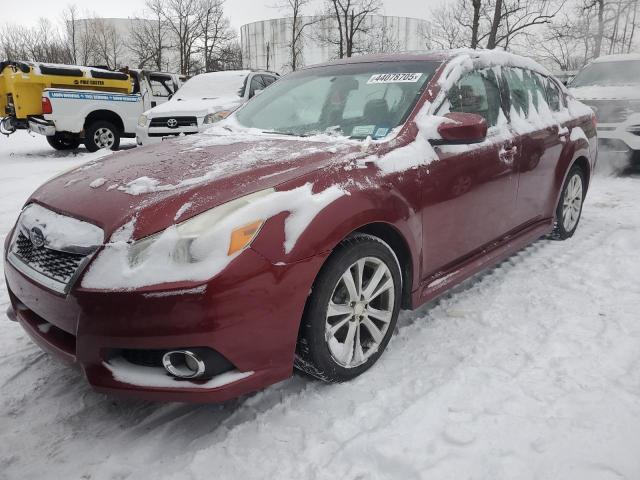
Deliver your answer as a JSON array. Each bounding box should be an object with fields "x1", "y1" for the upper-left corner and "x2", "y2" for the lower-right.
[
  {"x1": 26, "y1": 133, "x2": 362, "y2": 241},
  {"x1": 146, "y1": 97, "x2": 245, "y2": 118},
  {"x1": 570, "y1": 85, "x2": 640, "y2": 101}
]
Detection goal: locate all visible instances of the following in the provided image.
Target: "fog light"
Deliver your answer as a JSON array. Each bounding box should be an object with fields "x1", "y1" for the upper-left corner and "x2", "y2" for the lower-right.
[{"x1": 162, "y1": 350, "x2": 205, "y2": 379}]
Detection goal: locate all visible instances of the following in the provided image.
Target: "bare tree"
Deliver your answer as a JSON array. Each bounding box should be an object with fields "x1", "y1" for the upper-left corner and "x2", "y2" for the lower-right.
[
  {"x1": 427, "y1": 5, "x2": 466, "y2": 49},
  {"x1": 160, "y1": 0, "x2": 203, "y2": 74},
  {"x1": 62, "y1": 4, "x2": 79, "y2": 64},
  {"x1": 93, "y1": 18, "x2": 124, "y2": 68},
  {"x1": 211, "y1": 40, "x2": 243, "y2": 70},
  {"x1": 0, "y1": 19, "x2": 72, "y2": 63},
  {"x1": 319, "y1": 0, "x2": 383, "y2": 58},
  {"x1": 129, "y1": 0, "x2": 172, "y2": 70},
  {"x1": 198, "y1": 0, "x2": 236, "y2": 71},
  {"x1": 277, "y1": 0, "x2": 320, "y2": 70},
  {"x1": 429, "y1": 0, "x2": 565, "y2": 50}
]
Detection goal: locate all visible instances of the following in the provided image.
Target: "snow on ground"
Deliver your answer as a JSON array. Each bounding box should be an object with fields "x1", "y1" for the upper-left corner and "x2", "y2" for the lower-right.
[{"x1": 1, "y1": 131, "x2": 639, "y2": 480}]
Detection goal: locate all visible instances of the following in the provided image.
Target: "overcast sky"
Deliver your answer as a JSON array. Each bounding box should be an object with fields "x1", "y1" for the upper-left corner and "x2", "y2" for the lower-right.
[{"x1": 8, "y1": 0, "x2": 437, "y2": 31}]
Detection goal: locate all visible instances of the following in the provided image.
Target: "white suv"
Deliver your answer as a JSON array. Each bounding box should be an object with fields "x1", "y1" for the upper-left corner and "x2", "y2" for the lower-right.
[
  {"x1": 570, "y1": 54, "x2": 640, "y2": 170},
  {"x1": 136, "y1": 70, "x2": 279, "y2": 145}
]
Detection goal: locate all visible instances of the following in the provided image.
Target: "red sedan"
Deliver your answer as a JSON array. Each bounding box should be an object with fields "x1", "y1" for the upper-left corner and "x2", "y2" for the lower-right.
[{"x1": 4, "y1": 51, "x2": 596, "y2": 402}]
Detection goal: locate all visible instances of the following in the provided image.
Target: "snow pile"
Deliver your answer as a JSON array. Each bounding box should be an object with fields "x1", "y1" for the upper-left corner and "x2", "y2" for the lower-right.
[
  {"x1": 17, "y1": 202, "x2": 103, "y2": 250},
  {"x1": 89, "y1": 177, "x2": 107, "y2": 189},
  {"x1": 82, "y1": 183, "x2": 345, "y2": 290}
]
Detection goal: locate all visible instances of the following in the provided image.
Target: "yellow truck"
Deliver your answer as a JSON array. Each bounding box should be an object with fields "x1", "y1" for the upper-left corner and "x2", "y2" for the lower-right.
[
  {"x1": 2, "y1": 61, "x2": 186, "y2": 151},
  {"x1": 1, "y1": 60, "x2": 132, "y2": 136}
]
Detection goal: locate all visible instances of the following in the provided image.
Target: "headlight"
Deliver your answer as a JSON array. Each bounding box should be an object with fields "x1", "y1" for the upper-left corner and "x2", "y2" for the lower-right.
[
  {"x1": 128, "y1": 188, "x2": 273, "y2": 267},
  {"x1": 203, "y1": 111, "x2": 231, "y2": 125},
  {"x1": 137, "y1": 114, "x2": 148, "y2": 127}
]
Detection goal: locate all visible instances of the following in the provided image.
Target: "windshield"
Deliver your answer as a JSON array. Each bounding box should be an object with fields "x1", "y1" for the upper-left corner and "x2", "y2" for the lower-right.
[
  {"x1": 570, "y1": 60, "x2": 640, "y2": 87},
  {"x1": 234, "y1": 61, "x2": 440, "y2": 139},
  {"x1": 175, "y1": 71, "x2": 248, "y2": 100}
]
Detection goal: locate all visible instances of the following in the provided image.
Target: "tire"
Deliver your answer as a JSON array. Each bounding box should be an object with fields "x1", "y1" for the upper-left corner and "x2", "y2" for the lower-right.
[
  {"x1": 46, "y1": 134, "x2": 80, "y2": 150},
  {"x1": 84, "y1": 121, "x2": 120, "y2": 152},
  {"x1": 295, "y1": 233, "x2": 402, "y2": 382},
  {"x1": 550, "y1": 165, "x2": 586, "y2": 240}
]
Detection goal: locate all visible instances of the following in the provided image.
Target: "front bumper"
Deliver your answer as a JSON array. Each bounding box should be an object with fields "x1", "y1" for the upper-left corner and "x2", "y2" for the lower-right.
[{"x1": 5, "y1": 246, "x2": 327, "y2": 402}]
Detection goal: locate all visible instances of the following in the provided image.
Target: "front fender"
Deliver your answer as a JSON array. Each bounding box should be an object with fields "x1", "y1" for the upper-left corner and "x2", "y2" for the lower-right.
[{"x1": 251, "y1": 186, "x2": 422, "y2": 290}]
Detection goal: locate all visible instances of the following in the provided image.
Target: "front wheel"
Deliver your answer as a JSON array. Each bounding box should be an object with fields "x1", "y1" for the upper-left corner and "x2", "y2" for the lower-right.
[
  {"x1": 550, "y1": 165, "x2": 586, "y2": 240},
  {"x1": 84, "y1": 121, "x2": 120, "y2": 152},
  {"x1": 46, "y1": 134, "x2": 80, "y2": 150},
  {"x1": 295, "y1": 234, "x2": 402, "y2": 382}
]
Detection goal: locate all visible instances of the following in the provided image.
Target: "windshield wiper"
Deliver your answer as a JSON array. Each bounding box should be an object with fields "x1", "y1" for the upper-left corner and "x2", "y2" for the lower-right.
[{"x1": 261, "y1": 130, "x2": 309, "y2": 137}]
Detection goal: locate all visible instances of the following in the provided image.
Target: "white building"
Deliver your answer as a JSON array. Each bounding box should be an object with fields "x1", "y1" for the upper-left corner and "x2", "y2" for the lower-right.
[{"x1": 241, "y1": 15, "x2": 431, "y2": 74}]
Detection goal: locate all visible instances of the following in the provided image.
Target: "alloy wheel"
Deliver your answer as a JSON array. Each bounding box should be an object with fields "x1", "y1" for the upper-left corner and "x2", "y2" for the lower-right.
[
  {"x1": 562, "y1": 173, "x2": 583, "y2": 231},
  {"x1": 325, "y1": 257, "x2": 395, "y2": 368}
]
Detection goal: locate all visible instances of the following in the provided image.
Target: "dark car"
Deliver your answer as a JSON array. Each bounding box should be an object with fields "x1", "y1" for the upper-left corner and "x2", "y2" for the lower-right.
[{"x1": 4, "y1": 50, "x2": 597, "y2": 402}]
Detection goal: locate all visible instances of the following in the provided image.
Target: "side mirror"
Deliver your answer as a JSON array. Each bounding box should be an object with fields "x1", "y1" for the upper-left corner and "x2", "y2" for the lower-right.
[{"x1": 434, "y1": 112, "x2": 487, "y2": 144}]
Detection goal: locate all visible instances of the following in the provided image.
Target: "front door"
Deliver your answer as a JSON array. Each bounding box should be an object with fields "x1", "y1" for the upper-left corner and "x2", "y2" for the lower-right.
[{"x1": 421, "y1": 67, "x2": 520, "y2": 278}]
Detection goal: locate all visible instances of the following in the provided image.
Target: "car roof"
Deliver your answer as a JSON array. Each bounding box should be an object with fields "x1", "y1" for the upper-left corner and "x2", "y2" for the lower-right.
[{"x1": 300, "y1": 49, "x2": 550, "y2": 77}]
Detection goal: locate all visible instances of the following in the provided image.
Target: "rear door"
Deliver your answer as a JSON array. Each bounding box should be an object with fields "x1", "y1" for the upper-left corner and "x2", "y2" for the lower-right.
[
  {"x1": 503, "y1": 67, "x2": 567, "y2": 225},
  {"x1": 421, "y1": 66, "x2": 520, "y2": 277}
]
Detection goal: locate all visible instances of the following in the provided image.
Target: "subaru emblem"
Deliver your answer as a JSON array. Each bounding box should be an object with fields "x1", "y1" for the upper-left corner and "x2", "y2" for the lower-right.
[{"x1": 29, "y1": 227, "x2": 46, "y2": 249}]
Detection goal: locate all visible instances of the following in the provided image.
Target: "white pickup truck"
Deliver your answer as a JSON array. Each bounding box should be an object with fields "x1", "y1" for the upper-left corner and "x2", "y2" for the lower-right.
[{"x1": 29, "y1": 69, "x2": 185, "y2": 151}]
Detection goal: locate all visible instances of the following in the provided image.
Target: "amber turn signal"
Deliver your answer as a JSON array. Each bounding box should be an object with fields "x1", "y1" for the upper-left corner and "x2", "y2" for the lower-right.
[{"x1": 228, "y1": 220, "x2": 264, "y2": 255}]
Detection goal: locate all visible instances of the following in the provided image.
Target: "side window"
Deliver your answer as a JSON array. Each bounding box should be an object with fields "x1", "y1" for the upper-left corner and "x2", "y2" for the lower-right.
[
  {"x1": 249, "y1": 75, "x2": 267, "y2": 98},
  {"x1": 262, "y1": 75, "x2": 276, "y2": 87},
  {"x1": 149, "y1": 75, "x2": 174, "y2": 98},
  {"x1": 545, "y1": 78, "x2": 563, "y2": 112},
  {"x1": 447, "y1": 69, "x2": 502, "y2": 127},
  {"x1": 522, "y1": 69, "x2": 539, "y2": 111},
  {"x1": 531, "y1": 72, "x2": 549, "y2": 110},
  {"x1": 504, "y1": 67, "x2": 529, "y2": 117}
]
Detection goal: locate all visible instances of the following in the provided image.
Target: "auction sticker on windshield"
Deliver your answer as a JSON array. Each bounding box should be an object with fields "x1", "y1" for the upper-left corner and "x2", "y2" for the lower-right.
[{"x1": 367, "y1": 73, "x2": 423, "y2": 84}]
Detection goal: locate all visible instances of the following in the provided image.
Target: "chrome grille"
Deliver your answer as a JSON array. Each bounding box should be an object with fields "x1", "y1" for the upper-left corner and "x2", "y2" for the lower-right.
[
  {"x1": 7, "y1": 204, "x2": 104, "y2": 294},
  {"x1": 13, "y1": 232, "x2": 86, "y2": 285},
  {"x1": 150, "y1": 116, "x2": 198, "y2": 128}
]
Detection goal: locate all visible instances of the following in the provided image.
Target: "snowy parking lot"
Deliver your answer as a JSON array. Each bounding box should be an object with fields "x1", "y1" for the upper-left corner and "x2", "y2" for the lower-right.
[{"x1": 0, "y1": 132, "x2": 639, "y2": 479}]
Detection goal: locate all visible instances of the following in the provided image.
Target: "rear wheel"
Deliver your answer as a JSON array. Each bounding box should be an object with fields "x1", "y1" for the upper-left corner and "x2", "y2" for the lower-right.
[
  {"x1": 550, "y1": 165, "x2": 586, "y2": 240},
  {"x1": 84, "y1": 121, "x2": 120, "y2": 152},
  {"x1": 295, "y1": 234, "x2": 402, "y2": 382},
  {"x1": 46, "y1": 134, "x2": 80, "y2": 150}
]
